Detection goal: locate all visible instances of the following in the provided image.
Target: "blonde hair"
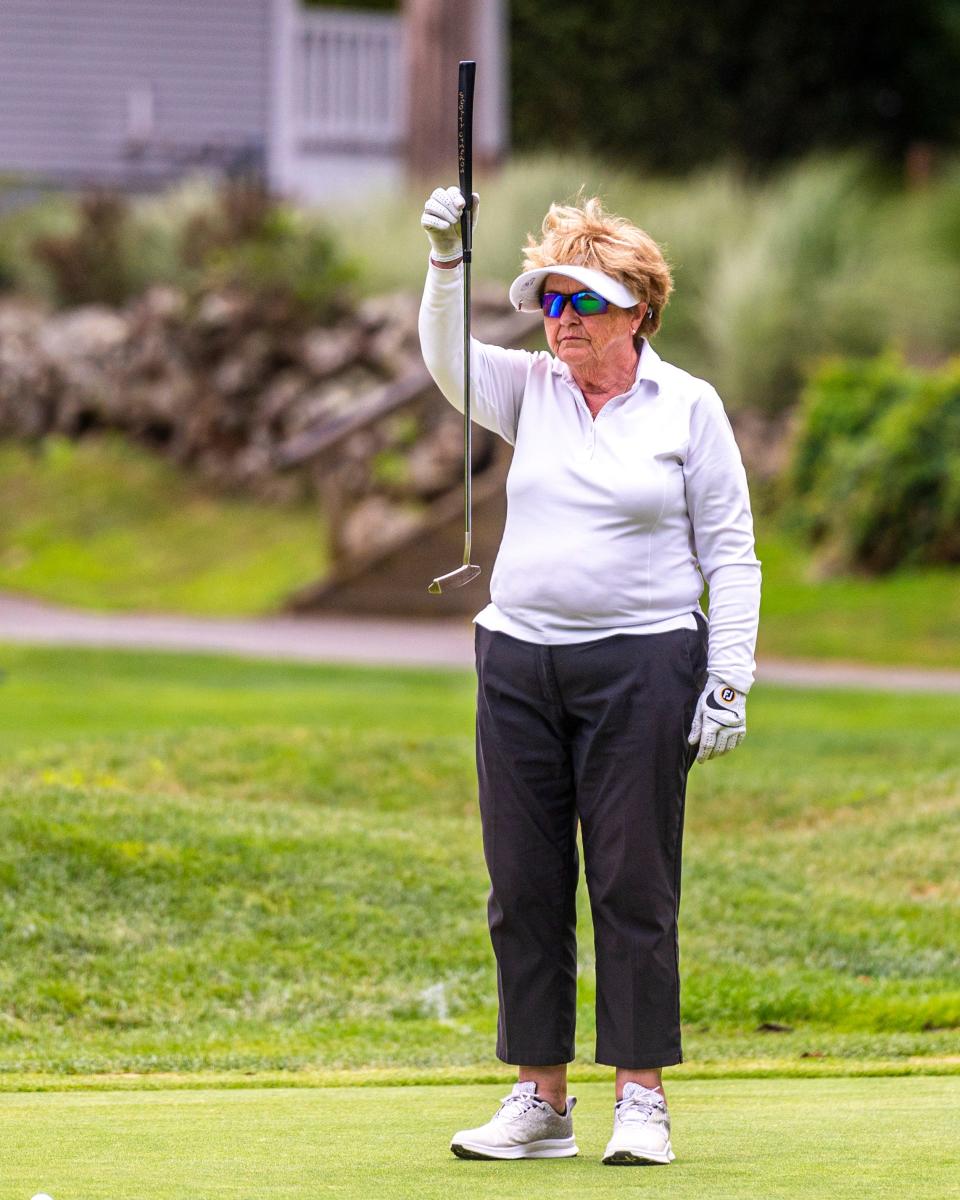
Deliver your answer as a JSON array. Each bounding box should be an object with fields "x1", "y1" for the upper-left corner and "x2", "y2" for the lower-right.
[{"x1": 522, "y1": 196, "x2": 673, "y2": 338}]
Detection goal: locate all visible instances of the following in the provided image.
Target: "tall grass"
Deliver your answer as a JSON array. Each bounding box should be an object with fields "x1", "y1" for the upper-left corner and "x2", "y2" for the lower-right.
[{"x1": 333, "y1": 151, "x2": 960, "y2": 414}]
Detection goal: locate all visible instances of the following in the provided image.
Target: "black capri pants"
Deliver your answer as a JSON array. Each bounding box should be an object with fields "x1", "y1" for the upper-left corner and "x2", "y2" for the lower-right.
[{"x1": 474, "y1": 612, "x2": 709, "y2": 1069}]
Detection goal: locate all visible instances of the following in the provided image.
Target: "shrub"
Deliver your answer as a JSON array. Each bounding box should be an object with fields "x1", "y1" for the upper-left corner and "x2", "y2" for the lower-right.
[
  {"x1": 511, "y1": 0, "x2": 960, "y2": 172},
  {"x1": 31, "y1": 191, "x2": 138, "y2": 307},
  {"x1": 202, "y1": 202, "x2": 357, "y2": 323},
  {"x1": 178, "y1": 176, "x2": 275, "y2": 268},
  {"x1": 0, "y1": 244, "x2": 16, "y2": 292},
  {"x1": 16, "y1": 175, "x2": 357, "y2": 321},
  {"x1": 781, "y1": 354, "x2": 960, "y2": 572}
]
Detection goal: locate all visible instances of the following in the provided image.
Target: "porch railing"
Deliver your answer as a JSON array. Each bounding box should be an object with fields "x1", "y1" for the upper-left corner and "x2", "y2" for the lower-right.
[{"x1": 291, "y1": 8, "x2": 405, "y2": 152}]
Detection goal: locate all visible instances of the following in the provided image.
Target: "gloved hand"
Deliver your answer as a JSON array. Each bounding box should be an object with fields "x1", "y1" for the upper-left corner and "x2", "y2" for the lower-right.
[
  {"x1": 421, "y1": 186, "x2": 480, "y2": 261},
  {"x1": 688, "y1": 673, "x2": 747, "y2": 763}
]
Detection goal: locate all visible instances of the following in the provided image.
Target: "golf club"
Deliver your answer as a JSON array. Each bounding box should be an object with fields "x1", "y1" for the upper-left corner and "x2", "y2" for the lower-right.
[{"x1": 428, "y1": 59, "x2": 481, "y2": 595}]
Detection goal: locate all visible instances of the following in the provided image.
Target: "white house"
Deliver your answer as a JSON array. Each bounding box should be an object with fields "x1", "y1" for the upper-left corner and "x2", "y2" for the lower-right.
[{"x1": 0, "y1": 0, "x2": 508, "y2": 203}]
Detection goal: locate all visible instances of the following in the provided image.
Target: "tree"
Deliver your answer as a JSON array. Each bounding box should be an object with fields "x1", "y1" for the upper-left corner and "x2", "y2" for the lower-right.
[
  {"x1": 510, "y1": 0, "x2": 960, "y2": 172},
  {"x1": 404, "y1": 0, "x2": 475, "y2": 178}
]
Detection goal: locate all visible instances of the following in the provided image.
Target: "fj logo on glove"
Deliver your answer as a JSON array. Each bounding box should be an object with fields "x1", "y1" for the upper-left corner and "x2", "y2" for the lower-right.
[{"x1": 692, "y1": 676, "x2": 748, "y2": 763}]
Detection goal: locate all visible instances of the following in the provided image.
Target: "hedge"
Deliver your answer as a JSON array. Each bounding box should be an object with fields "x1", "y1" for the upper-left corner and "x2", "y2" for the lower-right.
[{"x1": 782, "y1": 354, "x2": 960, "y2": 572}]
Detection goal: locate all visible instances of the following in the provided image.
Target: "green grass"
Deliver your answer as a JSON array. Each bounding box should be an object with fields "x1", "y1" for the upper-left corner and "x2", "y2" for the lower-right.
[
  {"x1": 2, "y1": 431, "x2": 959, "y2": 667},
  {"x1": 0, "y1": 644, "x2": 957, "y2": 1084},
  {"x1": 3, "y1": 1078, "x2": 959, "y2": 1199},
  {"x1": 755, "y1": 525, "x2": 960, "y2": 668},
  {"x1": 0, "y1": 435, "x2": 326, "y2": 616}
]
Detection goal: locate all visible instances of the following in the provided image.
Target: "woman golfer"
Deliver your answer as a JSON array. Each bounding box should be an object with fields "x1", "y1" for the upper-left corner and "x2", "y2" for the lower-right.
[{"x1": 419, "y1": 187, "x2": 761, "y2": 1165}]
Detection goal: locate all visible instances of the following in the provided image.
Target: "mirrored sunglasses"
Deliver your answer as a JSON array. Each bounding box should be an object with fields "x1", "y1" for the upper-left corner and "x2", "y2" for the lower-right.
[{"x1": 541, "y1": 290, "x2": 610, "y2": 318}]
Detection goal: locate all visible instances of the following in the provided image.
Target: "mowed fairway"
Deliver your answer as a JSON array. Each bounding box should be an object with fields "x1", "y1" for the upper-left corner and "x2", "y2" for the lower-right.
[
  {"x1": 0, "y1": 642, "x2": 958, "y2": 1079},
  {"x1": 1, "y1": 643, "x2": 959, "y2": 1195},
  {"x1": 3, "y1": 1078, "x2": 960, "y2": 1200}
]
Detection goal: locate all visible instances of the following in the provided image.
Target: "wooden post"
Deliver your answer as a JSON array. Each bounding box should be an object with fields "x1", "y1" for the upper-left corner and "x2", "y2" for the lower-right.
[{"x1": 403, "y1": 0, "x2": 475, "y2": 180}]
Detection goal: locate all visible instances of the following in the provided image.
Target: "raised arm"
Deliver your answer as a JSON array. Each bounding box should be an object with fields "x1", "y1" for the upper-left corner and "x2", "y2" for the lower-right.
[{"x1": 418, "y1": 186, "x2": 533, "y2": 446}]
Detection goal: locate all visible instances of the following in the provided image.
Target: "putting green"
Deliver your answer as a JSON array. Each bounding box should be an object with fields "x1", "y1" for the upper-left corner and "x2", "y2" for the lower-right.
[{"x1": 3, "y1": 1076, "x2": 958, "y2": 1199}]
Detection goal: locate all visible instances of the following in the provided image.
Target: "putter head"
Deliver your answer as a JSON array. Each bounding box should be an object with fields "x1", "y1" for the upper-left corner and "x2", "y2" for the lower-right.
[{"x1": 428, "y1": 564, "x2": 481, "y2": 594}]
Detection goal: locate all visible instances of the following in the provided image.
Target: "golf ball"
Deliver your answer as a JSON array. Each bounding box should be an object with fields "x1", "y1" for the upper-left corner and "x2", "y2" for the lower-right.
[{"x1": 31, "y1": 1194, "x2": 54, "y2": 1200}]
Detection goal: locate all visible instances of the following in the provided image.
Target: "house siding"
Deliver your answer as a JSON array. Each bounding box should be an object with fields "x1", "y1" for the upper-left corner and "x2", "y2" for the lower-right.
[{"x1": 0, "y1": 0, "x2": 271, "y2": 186}]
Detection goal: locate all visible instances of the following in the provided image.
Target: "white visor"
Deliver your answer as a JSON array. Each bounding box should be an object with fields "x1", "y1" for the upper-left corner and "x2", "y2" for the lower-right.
[{"x1": 508, "y1": 265, "x2": 640, "y2": 313}]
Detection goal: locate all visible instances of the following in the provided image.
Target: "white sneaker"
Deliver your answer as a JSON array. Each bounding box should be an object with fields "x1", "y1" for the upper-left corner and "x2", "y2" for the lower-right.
[
  {"x1": 602, "y1": 1082, "x2": 675, "y2": 1165},
  {"x1": 450, "y1": 1081, "x2": 579, "y2": 1160}
]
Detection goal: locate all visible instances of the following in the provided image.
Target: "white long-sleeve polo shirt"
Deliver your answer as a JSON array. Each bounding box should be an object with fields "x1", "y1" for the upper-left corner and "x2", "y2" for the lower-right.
[{"x1": 418, "y1": 260, "x2": 762, "y2": 693}]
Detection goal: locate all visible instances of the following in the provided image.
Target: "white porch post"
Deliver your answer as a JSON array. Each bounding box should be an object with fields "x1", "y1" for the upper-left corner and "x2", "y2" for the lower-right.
[{"x1": 267, "y1": 0, "x2": 299, "y2": 197}]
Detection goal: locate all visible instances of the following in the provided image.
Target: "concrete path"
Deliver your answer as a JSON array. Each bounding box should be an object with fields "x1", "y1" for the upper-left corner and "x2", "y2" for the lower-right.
[{"x1": 2, "y1": 590, "x2": 960, "y2": 692}]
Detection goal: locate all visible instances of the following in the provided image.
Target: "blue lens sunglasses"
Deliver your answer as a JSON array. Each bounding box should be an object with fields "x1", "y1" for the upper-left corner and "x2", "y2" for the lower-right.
[{"x1": 541, "y1": 290, "x2": 610, "y2": 318}]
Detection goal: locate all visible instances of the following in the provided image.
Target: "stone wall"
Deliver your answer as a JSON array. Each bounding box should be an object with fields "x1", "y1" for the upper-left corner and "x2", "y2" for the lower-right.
[{"x1": 0, "y1": 282, "x2": 517, "y2": 507}]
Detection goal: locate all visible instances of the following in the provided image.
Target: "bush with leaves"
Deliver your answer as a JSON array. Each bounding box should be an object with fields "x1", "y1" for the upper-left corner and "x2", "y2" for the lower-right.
[
  {"x1": 22, "y1": 176, "x2": 357, "y2": 321},
  {"x1": 200, "y1": 196, "x2": 357, "y2": 324},
  {"x1": 781, "y1": 353, "x2": 960, "y2": 572},
  {"x1": 31, "y1": 191, "x2": 138, "y2": 307}
]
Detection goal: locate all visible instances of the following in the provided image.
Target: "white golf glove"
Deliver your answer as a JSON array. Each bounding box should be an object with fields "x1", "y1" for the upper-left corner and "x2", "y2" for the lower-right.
[
  {"x1": 688, "y1": 673, "x2": 747, "y2": 763},
  {"x1": 421, "y1": 185, "x2": 480, "y2": 262}
]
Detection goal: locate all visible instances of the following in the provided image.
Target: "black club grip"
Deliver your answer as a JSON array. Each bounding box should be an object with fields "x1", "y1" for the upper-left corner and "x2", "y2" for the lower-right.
[{"x1": 458, "y1": 60, "x2": 476, "y2": 261}]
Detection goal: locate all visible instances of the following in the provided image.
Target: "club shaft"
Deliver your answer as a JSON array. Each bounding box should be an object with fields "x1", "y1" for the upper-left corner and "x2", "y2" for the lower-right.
[
  {"x1": 458, "y1": 60, "x2": 476, "y2": 570},
  {"x1": 463, "y1": 247, "x2": 473, "y2": 566}
]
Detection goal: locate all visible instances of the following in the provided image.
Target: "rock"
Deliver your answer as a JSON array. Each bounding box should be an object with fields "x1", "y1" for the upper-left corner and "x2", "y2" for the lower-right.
[
  {"x1": 195, "y1": 290, "x2": 250, "y2": 330},
  {"x1": 0, "y1": 300, "x2": 47, "y2": 338},
  {"x1": 39, "y1": 307, "x2": 129, "y2": 362},
  {"x1": 122, "y1": 369, "x2": 196, "y2": 426},
  {"x1": 363, "y1": 321, "x2": 420, "y2": 377},
  {"x1": 258, "y1": 369, "x2": 310, "y2": 428},
  {"x1": 299, "y1": 325, "x2": 363, "y2": 378},
  {"x1": 0, "y1": 302, "x2": 54, "y2": 438},
  {"x1": 283, "y1": 367, "x2": 381, "y2": 436},
  {"x1": 212, "y1": 330, "x2": 273, "y2": 396},
  {"x1": 233, "y1": 439, "x2": 275, "y2": 485},
  {"x1": 340, "y1": 495, "x2": 420, "y2": 559},
  {"x1": 405, "y1": 416, "x2": 464, "y2": 498},
  {"x1": 0, "y1": 369, "x2": 55, "y2": 440},
  {"x1": 0, "y1": 283, "x2": 516, "y2": 548},
  {"x1": 130, "y1": 285, "x2": 188, "y2": 326},
  {"x1": 356, "y1": 291, "x2": 419, "y2": 333}
]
